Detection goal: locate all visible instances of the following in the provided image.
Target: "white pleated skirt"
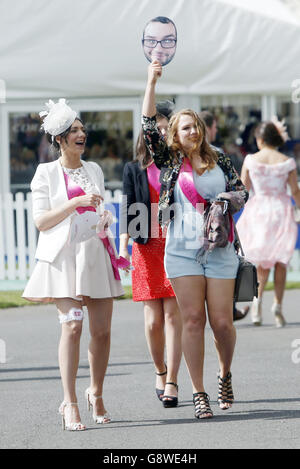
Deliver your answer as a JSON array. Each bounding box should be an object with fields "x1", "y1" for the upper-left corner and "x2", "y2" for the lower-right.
[{"x1": 23, "y1": 235, "x2": 124, "y2": 304}]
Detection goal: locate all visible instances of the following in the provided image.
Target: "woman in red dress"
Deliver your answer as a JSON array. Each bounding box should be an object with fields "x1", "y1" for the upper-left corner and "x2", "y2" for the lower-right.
[{"x1": 120, "y1": 113, "x2": 182, "y2": 407}]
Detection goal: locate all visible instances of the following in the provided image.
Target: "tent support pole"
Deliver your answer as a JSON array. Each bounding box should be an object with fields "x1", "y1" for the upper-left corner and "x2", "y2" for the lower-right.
[{"x1": 261, "y1": 95, "x2": 276, "y2": 121}]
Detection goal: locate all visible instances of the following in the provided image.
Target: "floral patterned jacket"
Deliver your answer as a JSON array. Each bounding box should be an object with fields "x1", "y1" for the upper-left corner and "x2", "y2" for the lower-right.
[{"x1": 142, "y1": 115, "x2": 249, "y2": 226}]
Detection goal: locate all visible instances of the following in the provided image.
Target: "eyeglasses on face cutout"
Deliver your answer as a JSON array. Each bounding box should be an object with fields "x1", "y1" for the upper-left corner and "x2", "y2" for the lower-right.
[{"x1": 142, "y1": 38, "x2": 177, "y2": 49}]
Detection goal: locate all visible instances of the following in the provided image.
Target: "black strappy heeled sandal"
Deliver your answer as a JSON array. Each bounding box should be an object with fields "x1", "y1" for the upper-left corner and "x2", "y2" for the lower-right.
[
  {"x1": 218, "y1": 371, "x2": 234, "y2": 410},
  {"x1": 193, "y1": 392, "x2": 213, "y2": 419},
  {"x1": 162, "y1": 382, "x2": 178, "y2": 408},
  {"x1": 155, "y1": 366, "x2": 167, "y2": 401}
]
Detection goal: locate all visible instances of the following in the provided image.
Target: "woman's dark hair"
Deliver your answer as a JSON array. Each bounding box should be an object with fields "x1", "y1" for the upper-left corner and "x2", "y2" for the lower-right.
[
  {"x1": 45, "y1": 117, "x2": 85, "y2": 153},
  {"x1": 199, "y1": 110, "x2": 216, "y2": 129},
  {"x1": 254, "y1": 122, "x2": 284, "y2": 148},
  {"x1": 156, "y1": 100, "x2": 175, "y2": 120},
  {"x1": 135, "y1": 129, "x2": 151, "y2": 169},
  {"x1": 135, "y1": 113, "x2": 168, "y2": 169}
]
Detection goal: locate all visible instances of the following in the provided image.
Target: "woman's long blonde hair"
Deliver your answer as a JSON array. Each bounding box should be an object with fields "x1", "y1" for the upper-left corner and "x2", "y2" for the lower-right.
[{"x1": 167, "y1": 109, "x2": 218, "y2": 172}]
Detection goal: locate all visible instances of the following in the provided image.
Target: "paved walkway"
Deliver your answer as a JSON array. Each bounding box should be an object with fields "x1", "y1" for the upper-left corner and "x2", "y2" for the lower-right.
[{"x1": 0, "y1": 290, "x2": 300, "y2": 449}]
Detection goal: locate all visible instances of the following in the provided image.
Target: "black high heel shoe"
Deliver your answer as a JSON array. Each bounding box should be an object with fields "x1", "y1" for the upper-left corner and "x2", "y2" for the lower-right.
[
  {"x1": 155, "y1": 366, "x2": 167, "y2": 401},
  {"x1": 193, "y1": 392, "x2": 213, "y2": 419},
  {"x1": 218, "y1": 371, "x2": 234, "y2": 410},
  {"x1": 162, "y1": 382, "x2": 178, "y2": 408}
]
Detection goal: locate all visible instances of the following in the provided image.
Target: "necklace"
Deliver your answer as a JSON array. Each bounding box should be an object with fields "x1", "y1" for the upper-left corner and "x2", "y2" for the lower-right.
[
  {"x1": 62, "y1": 165, "x2": 97, "y2": 195},
  {"x1": 59, "y1": 156, "x2": 82, "y2": 170}
]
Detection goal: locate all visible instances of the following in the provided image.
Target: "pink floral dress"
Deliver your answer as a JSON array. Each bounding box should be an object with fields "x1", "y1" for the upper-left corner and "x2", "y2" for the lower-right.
[{"x1": 237, "y1": 155, "x2": 298, "y2": 269}]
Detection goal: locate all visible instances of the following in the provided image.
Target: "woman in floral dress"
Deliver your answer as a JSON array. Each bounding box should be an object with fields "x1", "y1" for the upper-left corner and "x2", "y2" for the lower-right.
[{"x1": 237, "y1": 119, "x2": 300, "y2": 327}]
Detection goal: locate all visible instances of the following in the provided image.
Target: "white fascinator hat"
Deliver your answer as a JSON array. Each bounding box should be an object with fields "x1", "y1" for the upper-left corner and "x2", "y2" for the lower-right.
[
  {"x1": 271, "y1": 115, "x2": 290, "y2": 143},
  {"x1": 39, "y1": 98, "x2": 77, "y2": 137}
]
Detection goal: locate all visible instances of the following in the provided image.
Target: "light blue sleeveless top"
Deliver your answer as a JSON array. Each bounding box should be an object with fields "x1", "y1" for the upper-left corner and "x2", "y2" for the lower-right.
[{"x1": 165, "y1": 164, "x2": 226, "y2": 266}]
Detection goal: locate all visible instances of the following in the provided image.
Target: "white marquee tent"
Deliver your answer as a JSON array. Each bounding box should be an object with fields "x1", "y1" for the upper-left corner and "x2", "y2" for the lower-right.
[
  {"x1": 0, "y1": 0, "x2": 300, "y2": 99},
  {"x1": 1, "y1": 0, "x2": 300, "y2": 282}
]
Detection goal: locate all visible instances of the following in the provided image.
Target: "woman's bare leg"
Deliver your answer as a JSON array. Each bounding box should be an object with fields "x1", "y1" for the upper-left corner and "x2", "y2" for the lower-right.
[
  {"x1": 144, "y1": 299, "x2": 166, "y2": 391},
  {"x1": 170, "y1": 276, "x2": 207, "y2": 394},
  {"x1": 257, "y1": 266, "x2": 270, "y2": 299},
  {"x1": 206, "y1": 278, "x2": 236, "y2": 409},
  {"x1": 206, "y1": 279, "x2": 236, "y2": 376},
  {"x1": 163, "y1": 297, "x2": 182, "y2": 399},
  {"x1": 273, "y1": 262, "x2": 287, "y2": 305},
  {"x1": 55, "y1": 298, "x2": 84, "y2": 424},
  {"x1": 86, "y1": 297, "x2": 113, "y2": 417}
]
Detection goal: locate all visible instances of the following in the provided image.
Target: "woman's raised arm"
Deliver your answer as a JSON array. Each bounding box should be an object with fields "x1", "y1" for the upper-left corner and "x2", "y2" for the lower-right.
[
  {"x1": 142, "y1": 61, "x2": 171, "y2": 168},
  {"x1": 142, "y1": 60, "x2": 162, "y2": 118}
]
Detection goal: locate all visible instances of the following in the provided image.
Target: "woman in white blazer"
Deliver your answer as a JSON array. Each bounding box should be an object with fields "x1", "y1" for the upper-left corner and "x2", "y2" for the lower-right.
[{"x1": 23, "y1": 100, "x2": 125, "y2": 431}]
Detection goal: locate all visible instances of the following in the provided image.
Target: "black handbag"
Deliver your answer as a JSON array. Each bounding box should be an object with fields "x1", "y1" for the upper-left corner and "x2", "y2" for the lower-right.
[{"x1": 234, "y1": 226, "x2": 259, "y2": 302}]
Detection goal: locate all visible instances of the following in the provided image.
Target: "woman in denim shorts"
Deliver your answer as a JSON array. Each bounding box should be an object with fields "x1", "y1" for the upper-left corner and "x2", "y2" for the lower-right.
[{"x1": 142, "y1": 60, "x2": 248, "y2": 419}]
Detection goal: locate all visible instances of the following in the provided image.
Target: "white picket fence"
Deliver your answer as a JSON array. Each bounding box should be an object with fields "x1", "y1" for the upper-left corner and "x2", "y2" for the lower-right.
[
  {"x1": 0, "y1": 190, "x2": 123, "y2": 281},
  {"x1": 1, "y1": 190, "x2": 300, "y2": 282}
]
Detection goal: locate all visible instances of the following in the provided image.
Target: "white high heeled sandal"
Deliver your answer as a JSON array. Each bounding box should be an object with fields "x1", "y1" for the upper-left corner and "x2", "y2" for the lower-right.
[
  {"x1": 251, "y1": 297, "x2": 262, "y2": 326},
  {"x1": 271, "y1": 303, "x2": 286, "y2": 328},
  {"x1": 85, "y1": 389, "x2": 111, "y2": 424},
  {"x1": 58, "y1": 402, "x2": 86, "y2": 431}
]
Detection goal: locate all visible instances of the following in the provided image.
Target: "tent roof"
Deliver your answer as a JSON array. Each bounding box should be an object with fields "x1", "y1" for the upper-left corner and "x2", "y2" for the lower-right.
[
  {"x1": 218, "y1": 0, "x2": 300, "y2": 25},
  {"x1": 0, "y1": 0, "x2": 299, "y2": 99}
]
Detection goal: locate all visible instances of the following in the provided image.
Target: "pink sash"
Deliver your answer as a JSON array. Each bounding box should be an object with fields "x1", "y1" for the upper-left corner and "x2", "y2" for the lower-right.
[
  {"x1": 97, "y1": 231, "x2": 130, "y2": 280},
  {"x1": 147, "y1": 162, "x2": 161, "y2": 194},
  {"x1": 178, "y1": 158, "x2": 208, "y2": 213},
  {"x1": 64, "y1": 172, "x2": 129, "y2": 280},
  {"x1": 177, "y1": 160, "x2": 234, "y2": 243},
  {"x1": 64, "y1": 172, "x2": 96, "y2": 214}
]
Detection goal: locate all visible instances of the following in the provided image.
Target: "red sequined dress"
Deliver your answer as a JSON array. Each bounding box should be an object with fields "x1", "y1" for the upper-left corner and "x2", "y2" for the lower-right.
[{"x1": 131, "y1": 166, "x2": 175, "y2": 302}]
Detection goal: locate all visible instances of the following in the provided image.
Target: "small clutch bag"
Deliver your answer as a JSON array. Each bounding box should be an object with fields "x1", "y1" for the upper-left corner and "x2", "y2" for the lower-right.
[
  {"x1": 69, "y1": 212, "x2": 99, "y2": 244},
  {"x1": 69, "y1": 210, "x2": 115, "y2": 244}
]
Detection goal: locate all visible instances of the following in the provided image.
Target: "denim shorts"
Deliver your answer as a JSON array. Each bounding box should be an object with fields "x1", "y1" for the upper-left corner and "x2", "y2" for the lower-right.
[{"x1": 165, "y1": 242, "x2": 239, "y2": 280}]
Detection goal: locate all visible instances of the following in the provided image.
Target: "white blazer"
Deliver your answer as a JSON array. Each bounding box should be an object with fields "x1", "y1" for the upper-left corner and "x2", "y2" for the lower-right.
[{"x1": 31, "y1": 159, "x2": 105, "y2": 263}]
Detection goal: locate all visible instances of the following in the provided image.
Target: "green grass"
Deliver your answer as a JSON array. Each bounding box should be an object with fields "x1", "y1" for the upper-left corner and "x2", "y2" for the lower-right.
[
  {"x1": 265, "y1": 281, "x2": 300, "y2": 291},
  {"x1": 0, "y1": 285, "x2": 133, "y2": 309},
  {"x1": 0, "y1": 282, "x2": 299, "y2": 309}
]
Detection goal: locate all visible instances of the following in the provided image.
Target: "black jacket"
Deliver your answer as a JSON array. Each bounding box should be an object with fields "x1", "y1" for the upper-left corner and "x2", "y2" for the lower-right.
[{"x1": 120, "y1": 161, "x2": 152, "y2": 244}]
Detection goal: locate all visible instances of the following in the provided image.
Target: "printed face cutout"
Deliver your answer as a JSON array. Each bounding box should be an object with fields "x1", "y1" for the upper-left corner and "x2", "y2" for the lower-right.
[{"x1": 142, "y1": 16, "x2": 177, "y2": 66}]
